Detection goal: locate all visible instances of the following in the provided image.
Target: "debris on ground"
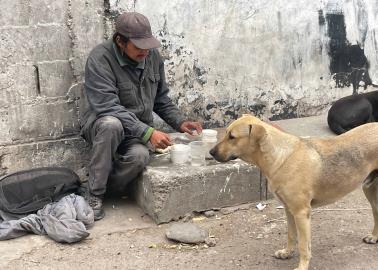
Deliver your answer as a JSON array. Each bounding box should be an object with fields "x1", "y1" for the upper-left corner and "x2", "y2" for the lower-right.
[
  {"x1": 182, "y1": 213, "x2": 193, "y2": 222},
  {"x1": 205, "y1": 237, "x2": 217, "y2": 247},
  {"x1": 256, "y1": 202, "x2": 267, "y2": 211},
  {"x1": 192, "y1": 216, "x2": 206, "y2": 222}
]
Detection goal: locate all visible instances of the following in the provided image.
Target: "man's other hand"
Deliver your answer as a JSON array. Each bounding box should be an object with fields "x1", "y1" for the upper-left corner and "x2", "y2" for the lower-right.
[
  {"x1": 180, "y1": 121, "x2": 203, "y2": 135},
  {"x1": 150, "y1": 130, "x2": 172, "y2": 149}
]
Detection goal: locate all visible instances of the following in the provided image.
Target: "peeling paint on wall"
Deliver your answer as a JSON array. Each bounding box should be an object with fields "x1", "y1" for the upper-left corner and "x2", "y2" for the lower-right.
[
  {"x1": 323, "y1": 7, "x2": 373, "y2": 94},
  {"x1": 127, "y1": 0, "x2": 378, "y2": 125}
]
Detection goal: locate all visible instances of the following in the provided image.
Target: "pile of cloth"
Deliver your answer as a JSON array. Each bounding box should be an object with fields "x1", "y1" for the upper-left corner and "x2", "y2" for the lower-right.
[{"x1": 0, "y1": 194, "x2": 94, "y2": 243}]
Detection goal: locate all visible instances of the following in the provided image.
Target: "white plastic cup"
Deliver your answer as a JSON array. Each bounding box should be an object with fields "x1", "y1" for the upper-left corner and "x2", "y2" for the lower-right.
[
  {"x1": 201, "y1": 129, "x2": 218, "y2": 159},
  {"x1": 189, "y1": 141, "x2": 206, "y2": 166},
  {"x1": 170, "y1": 144, "x2": 190, "y2": 164}
]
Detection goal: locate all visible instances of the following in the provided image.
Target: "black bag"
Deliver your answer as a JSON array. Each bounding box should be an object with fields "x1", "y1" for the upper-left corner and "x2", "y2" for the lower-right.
[{"x1": 0, "y1": 167, "x2": 81, "y2": 215}]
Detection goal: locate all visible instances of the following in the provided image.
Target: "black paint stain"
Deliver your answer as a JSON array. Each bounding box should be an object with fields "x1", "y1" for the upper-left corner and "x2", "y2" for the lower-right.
[
  {"x1": 323, "y1": 11, "x2": 372, "y2": 94},
  {"x1": 33, "y1": 65, "x2": 41, "y2": 95},
  {"x1": 318, "y1": 10, "x2": 325, "y2": 26}
]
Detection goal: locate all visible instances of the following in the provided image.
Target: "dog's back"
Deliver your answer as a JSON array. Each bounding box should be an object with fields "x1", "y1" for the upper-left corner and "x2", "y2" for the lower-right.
[
  {"x1": 314, "y1": 122, "x2": 378, "y2": 168},
  {"x1": 327, "y1": 91, "x2": 378, "y2": 134}
]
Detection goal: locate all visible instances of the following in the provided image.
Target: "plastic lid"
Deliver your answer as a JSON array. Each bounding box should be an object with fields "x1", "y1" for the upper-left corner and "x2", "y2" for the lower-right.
[
  {"x1": 171, "y1": 144, "x2": 190, "y2": 152},
  {"x1": 202, "y1": 129, "x2": 218, "y2": 136}
]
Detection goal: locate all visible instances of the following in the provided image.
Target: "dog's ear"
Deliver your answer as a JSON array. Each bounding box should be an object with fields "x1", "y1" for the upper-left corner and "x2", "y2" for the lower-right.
[
  {"x1": 250, "y1": 124, "x2": 266, "y2": 141},
  {"x1": 236, "y1": 124, "x2": 253, "y2": 138},
  {"x1": 237, "y1": 123, "x2": 266, "y2": 140}
]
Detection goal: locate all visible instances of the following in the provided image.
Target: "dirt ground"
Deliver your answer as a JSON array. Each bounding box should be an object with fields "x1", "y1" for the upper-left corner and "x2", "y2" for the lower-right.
[{"x1": 4, "y1": 188, "x2": 378, "y2": 270}]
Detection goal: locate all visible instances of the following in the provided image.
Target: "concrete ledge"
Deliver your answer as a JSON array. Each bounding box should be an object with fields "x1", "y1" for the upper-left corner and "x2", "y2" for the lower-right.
[
  {"x1": 134, "y1": 157, "x2": 268, "y2": 224},
  {"x1": 134, "y1": 114, "x2": 334, "y2": 224}
]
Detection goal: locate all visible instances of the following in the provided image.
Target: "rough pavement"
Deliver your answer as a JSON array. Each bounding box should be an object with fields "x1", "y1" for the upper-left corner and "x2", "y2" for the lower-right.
[{"x1": 3, "y1": 188, "x2": 378, "y2": 270}]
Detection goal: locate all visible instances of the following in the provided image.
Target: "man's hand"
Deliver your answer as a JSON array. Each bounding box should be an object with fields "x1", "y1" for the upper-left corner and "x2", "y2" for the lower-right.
[
  {"x1": 180, "y1": 121, "x2": 203, "y2": 135},
  {"x1": 149, "y1": 130, "x2": 172, "y2": 149}
]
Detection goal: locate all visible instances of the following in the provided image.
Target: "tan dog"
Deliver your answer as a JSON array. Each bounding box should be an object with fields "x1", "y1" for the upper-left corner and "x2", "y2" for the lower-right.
[{"x1": 210, "y1": 114, "x2": 378, "y2": 270}]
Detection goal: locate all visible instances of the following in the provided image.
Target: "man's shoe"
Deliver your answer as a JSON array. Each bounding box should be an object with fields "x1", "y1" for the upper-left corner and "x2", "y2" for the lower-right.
[{"x1": 87, "y1": 194, "x2": 105, "y2": 221}]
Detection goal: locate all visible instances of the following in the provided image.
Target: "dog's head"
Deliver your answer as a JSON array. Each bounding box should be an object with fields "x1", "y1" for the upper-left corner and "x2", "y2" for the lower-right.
[{"x1": 210, "y1": 114, "x2": 267, "y2": 162}]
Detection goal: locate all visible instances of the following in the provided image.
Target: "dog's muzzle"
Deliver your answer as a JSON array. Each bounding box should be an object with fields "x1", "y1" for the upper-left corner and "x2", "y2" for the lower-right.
[{"x1": 209, "y1": 147, "x2": 238, "y2": 162}]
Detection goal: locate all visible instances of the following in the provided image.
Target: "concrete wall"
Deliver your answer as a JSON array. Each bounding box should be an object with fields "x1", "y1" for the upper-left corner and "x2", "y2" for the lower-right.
[
  {"x1": 132, "y1": 0, "x2": 378, "y2": 126},
  {"x1": 0, "y1": 0, "x2": 377, "y2": 176},
  {"x1": 0, "y1": 0, "x2": 104, "y2": 177}
]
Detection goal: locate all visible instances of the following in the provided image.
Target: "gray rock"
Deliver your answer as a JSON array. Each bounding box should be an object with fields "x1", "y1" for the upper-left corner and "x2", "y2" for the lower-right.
[
  {"x1": 203, "y1": 210, "x2": 215, "y2": 218},
  {"x1": 166, "y1": 223, "x2": 209, "y2": 244}
]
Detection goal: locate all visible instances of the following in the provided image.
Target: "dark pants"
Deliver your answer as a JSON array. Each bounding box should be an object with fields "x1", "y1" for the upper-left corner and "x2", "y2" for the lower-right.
[{"x1": 81, "y1": 116, "x2": 150, "y2": 196}]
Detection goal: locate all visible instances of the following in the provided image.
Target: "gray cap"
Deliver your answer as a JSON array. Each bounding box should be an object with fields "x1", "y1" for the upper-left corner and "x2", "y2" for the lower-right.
[{"x1": 115, "y1": 12, "x2": 161, "y2": 50}]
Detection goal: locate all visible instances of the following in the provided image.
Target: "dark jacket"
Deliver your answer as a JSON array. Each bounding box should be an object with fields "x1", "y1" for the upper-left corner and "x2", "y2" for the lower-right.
[{"x1": 81, "y1": 40, "x2": 185, "y2": 141}]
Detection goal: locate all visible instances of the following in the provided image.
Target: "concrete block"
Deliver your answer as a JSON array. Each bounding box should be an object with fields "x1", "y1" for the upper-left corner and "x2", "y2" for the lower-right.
[
  {"x1": 0, "y1": 25, "x2": 70, "y2": 65},
  {"x1": 30, "y1": 0, "x2": 68, "y2": 25},
  {"x1": 0, "y1": 110, "x2": 11, "y2": 145},
  {"x1": 5, "y1": 99, "x2": 79, "y2": 144},
  {"x1": 134, "y1": 156, "x2": 268, "y2": 224},
  {"x1": 33, "y1": 25, "x2": 71, "y2": 62},
  {"x1": 38, "y1": 60, "x2": 75, "y2": 97},
  {"x1": 0, "y1": 27, "x2": 34, "y2": 66},
  {"x1": 0, "y1": 0, "x2": 31, "y2": 27},
  {"x1": 0, "y1": 64, "x2": 38, "y2": 106},
  {"x1": 0, "y1": 137, "x2": 89, "y2": 180},
  {"x1": 68, "y1": 0, "x2": 105, "y2": 81}
]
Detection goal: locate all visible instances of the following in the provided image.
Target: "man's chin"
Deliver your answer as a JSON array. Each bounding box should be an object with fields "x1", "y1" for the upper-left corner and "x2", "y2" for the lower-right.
[{"x1": 136, "y1": 56, "x2": 147, "y2": 62}]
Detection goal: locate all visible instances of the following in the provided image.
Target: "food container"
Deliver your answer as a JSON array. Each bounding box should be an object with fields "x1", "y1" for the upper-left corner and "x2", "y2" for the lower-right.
[
  {"x1": 185, "y1": 130, "x2": 202, "y2": 141},
  {"x1": 189, "y1": 141, "x2": 206, "y2": 166},
  {"x1": 201, "y1": 129, "x2": 218, "y2": 159},
  {"x1": 170, "y1": 144, "x2": 190, "y2": 164}
]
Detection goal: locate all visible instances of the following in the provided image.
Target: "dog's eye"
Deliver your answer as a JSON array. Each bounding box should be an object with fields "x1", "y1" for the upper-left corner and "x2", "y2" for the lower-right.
[{"x1": 228, "y1": 133, "x2": 235, "y2": 140}]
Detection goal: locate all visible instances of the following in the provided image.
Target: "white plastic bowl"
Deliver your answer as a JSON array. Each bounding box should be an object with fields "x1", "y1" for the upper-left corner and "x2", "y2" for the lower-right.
[{"x1": 170, "y1": 144, "x2": 190, "y2": 164}]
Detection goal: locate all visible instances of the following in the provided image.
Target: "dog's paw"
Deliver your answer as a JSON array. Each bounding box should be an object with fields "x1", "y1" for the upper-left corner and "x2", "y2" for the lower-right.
[
  {"x1": 363, "y1": 234, "x2": 378, "y2": 244},
  {"x1": 274, "y1": 248, "x2": 294, "y2": 259}
]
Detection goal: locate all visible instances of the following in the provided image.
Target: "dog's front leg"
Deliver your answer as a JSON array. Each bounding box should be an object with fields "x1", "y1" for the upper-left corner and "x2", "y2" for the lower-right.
[
  {"x1": 362, "y1": 176, "x2": 378, "y2": 243},
  {"x1": 293, "y1": 209, "x2": 311, "y2": 270},
  {"x1": 274, "y1": 207, "x2": 296, "y2": 259}
]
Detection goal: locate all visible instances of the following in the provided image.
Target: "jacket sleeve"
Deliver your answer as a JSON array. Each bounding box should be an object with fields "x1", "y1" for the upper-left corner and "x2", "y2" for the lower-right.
[
  {"x1": 84, "y1": 54, "x2": 150, "y2": 139},
  {"x1": 153, "y1": 53, "x2": 186, "y2": 131}
]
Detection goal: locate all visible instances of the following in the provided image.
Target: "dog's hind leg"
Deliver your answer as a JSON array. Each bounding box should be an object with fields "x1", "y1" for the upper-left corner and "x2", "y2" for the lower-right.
[
  {"x1": 362, "y1": 170, "x2": 378, "y2": 244},
  {"x1": 274, "y1": 207, "x2": 296, "y2": 259}
]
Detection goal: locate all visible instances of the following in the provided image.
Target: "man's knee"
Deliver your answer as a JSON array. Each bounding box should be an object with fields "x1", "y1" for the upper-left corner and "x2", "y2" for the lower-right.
[
  {"x1": 95, "y1": 116, "x2": 123, "y2": 137},
  {"x1": 110, "y1": 144, "x2": 150, "y2": 188},
  {"x1": 127, "y1": 145, "x2": 150, "y2": 169}
]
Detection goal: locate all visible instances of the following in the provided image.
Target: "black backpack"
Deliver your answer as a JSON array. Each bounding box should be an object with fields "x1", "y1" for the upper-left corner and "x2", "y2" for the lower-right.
[{"x1": 0, "y1": 167, "x2": 81, "y2": 215}]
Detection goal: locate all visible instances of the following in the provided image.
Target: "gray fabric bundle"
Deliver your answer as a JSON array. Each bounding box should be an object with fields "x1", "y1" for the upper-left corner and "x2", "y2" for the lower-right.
[{"x1": 0, "y1": 194, "x2": 94, "y2": 243}]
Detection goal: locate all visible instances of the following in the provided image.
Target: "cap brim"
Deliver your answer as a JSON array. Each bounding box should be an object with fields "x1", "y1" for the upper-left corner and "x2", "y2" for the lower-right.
[{"x1": 130, "y1": 36, "x2": 161, "y2": 50}]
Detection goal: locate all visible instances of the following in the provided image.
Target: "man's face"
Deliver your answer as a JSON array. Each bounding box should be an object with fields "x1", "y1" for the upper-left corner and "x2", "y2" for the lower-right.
[{"x1": 125, "y1": 41, "x2": 149, "y2": 62}]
